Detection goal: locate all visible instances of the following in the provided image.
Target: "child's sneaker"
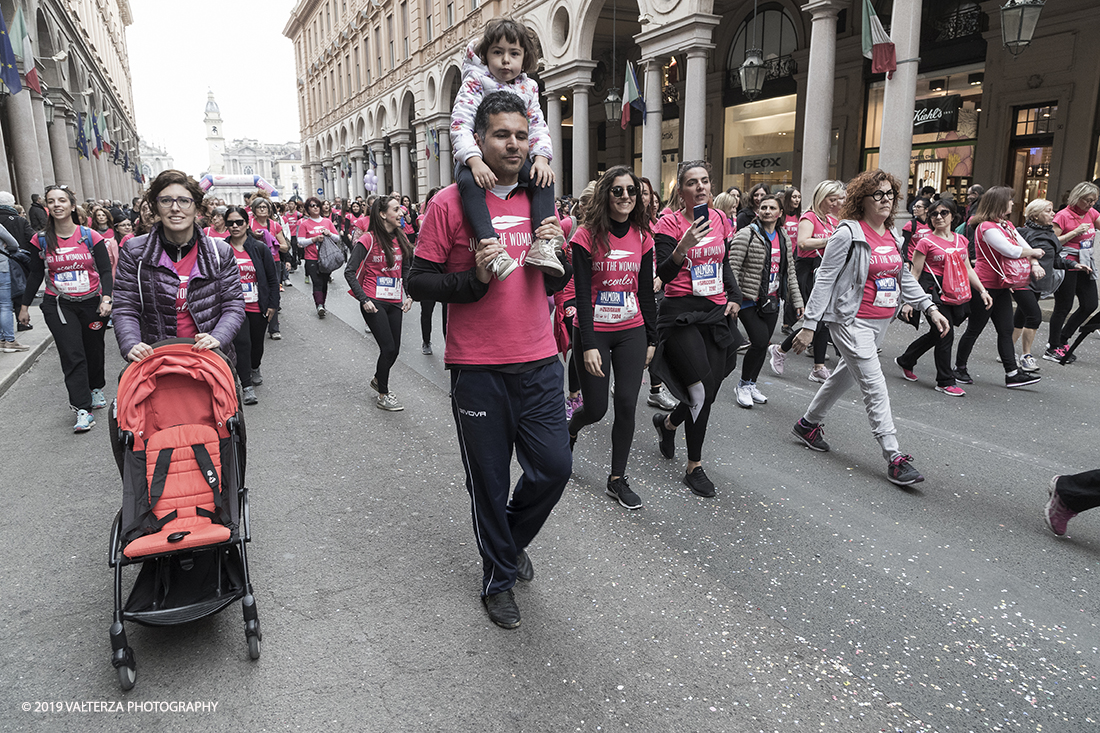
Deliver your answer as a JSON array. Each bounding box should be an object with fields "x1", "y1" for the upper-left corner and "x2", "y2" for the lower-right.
[
  {"x1": 482, "y1": 238, "x2": 518, "y2": 281},
  {"x1": 525, "y1": 235, "x2": 565, "y2": 276}
]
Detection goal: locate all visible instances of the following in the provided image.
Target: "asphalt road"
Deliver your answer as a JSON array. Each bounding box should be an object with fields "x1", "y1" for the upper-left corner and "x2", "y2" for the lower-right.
[{"x1": 2, "y1": 273, "x2": 1098, "y2": 733}]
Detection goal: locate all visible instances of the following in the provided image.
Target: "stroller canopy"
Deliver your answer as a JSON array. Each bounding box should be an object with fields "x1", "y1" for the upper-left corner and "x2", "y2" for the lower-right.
[{"x1": 116, "y1": 344, "x2": 238, "y2": 451}]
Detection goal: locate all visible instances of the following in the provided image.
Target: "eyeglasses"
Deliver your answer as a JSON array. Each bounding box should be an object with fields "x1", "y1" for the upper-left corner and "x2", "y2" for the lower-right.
[
  {"x1": 929, "y1": 210, "x2": 950, "y2": 219},
  {"x1": 610, "y1": 185, "x2": 638, "y2": 198},
  {"x1": 254, "y1": 204, "x2": 268, "y2": 210},
  {"x1": 226, "y1": 219, "x2": 247, "y2": 227},
  {"x1": 156, "y1": 196, "x2": 195, "y2": 210},
  {"x1": 869, "y1": 189, "x2": 898, "y2": 202}
]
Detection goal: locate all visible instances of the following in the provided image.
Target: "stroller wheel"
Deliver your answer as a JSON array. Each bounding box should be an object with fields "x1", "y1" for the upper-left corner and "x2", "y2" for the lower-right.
[
  {"x1": 117, "y1": 664, "x2": 136, "y2": 690},
  {"x1": 247, "y1": 635, "x2": 261, "y2": 660}
]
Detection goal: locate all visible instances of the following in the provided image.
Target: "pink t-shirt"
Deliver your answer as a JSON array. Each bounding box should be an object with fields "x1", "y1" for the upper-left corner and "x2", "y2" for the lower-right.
[
  {"x1": 33, "y1": 228, "x2": 105, "y2": 298},
  {"x1": 250, "y1": 218, "x2": 282, "y2": 262},
  {"x1": 654, "y1": 207, "x2": 732, "y2": 305},
  {"x1": 296, "y1": 217, "x2": 339, "y2": 260},
  {"x1": 558, "y1": 216, "x2": 576, "y2": 304},
  {"x1": 766, "y1": 231, "x2": 782, "y2": 296},
  {"x1": 1053, "y1": 206, "x2": 1098, "y2": 262},
  {"x1": 203, "y1": 227, "x2": 228, "y2": 240},
  {"x1": 856, "y1": 222, "x2": 904, "y2": 320},
  {"x1": 572, "y1": 224, "x2": 653, "y2": 332},
  {"x1": 415, "y1": 185, "x2": 558, "y2": 366},
  {"x1": 798, "y1": 211, "x2": 837, "y2": 260},
  {"x1": 351, "y1": 231, "x2": 404, "y2": 303},
  {"x1": 903, "y1": 220, "x2": 933, "y2": 250},
  {"x1": 914, "y1": 232, "x2": 968, "y2": 280},
  {"x1": 233, "y1": 248, "x2": 261, "y2": 314},
  {"x1": 782, "y1": 217, "x2": 800, "y2": 257},
  {"x1": 172, "y1": 244, "x2": 200, "y2": 338}
]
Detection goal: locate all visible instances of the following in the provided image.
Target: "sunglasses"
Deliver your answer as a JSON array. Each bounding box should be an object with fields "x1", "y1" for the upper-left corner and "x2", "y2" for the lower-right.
[
  {"x1": 226, "y1": 219, "x2": 247, "y2": 227},
  {"x1": 929, "y1": 210, "x2": 950, "y2": 219},
  {"x1": 611, "y1": 185, "x2": 638, "y2": 198}
]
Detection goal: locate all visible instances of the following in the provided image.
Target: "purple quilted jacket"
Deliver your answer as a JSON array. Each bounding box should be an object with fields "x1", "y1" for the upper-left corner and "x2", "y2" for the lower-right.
[{"x1": 112, "y1": 225, "x2": 245, "y2": 362}]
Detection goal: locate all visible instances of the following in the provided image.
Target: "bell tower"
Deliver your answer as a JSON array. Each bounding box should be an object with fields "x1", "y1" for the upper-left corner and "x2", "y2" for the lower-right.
[{"x1": 204, "y1": 90, "x2": 225, "y2": 174}]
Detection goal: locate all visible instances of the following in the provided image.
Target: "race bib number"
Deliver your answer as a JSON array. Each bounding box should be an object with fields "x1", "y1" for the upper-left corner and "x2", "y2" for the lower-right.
[
  {"x1": 376, "y1": 276, "x2": 402, "y2": 300},
  {"x1": 242, "y1": 282, "x2": 258, "y2": 303},
  {"x1": 768, "y1": 271, "x2": 780, "y2": 295},
  {"x1": 593, "y1": 291, "x2": 639, "y2": 324},
  {"x1": 53, "y1": 270, "x2": 90, "y2": 295},
  {"x1": 1080, "y1": 234, "x2": 1094, "y2": 250},
  {"x1": 873, "y1": 277, "x2": 899, "y2": 308},
  {"x1": 690, "y1": 263, "x2": 722, "y2": 297}
]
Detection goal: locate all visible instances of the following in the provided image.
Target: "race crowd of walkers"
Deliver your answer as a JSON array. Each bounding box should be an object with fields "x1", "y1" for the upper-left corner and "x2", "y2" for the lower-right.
[{"x1": 4, "y1": 16, "x2": 1100, "y2": 630}]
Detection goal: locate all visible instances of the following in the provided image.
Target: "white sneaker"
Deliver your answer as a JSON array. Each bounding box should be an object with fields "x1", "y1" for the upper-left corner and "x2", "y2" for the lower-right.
[
  {"x1": 90, "y1": 388, "x2": 107, "y2": 409},
  {"x1": 377, "y1": 392, "x2": 404, "y2": 411},
  {"x1": 488, "y1": 249, "x2": 518, "y2": 281},
  {"x1": 767, "y1": 344, "x2": 786, "y2": 376},
  {"x1": 73, "y1": 409, "x2": 95, "y2": 432},
  {"x1": 750, "y1": 384, "x2": 767, "y2": 404},
  {"x1": 646, "y1": 385, "x2": 678, "y2": 411},
  {"x1": 735, "y1": 383, "x2": 753, "y2": 409},
  {"x1": 525, "y1": 235, "x2": 565, "y2": 276}
]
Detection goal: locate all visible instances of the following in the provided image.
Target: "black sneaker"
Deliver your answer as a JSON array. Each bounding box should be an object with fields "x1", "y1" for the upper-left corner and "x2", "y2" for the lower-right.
[
  {"x1": 792, "y1": 419, "x2": 830, "y2": 452},
  {"x1": 606, "y1": 476, "x2": 642, "y2": 509},
  {"x1": 1005, "y1": 371, "x2": 1041, "y2": 388},
  {"x1": 683, "y1": 466, "x2": 716, "y2": 497},
  {"x1": 482, "y1": 590, "x2": 521, "y2": 629},
  {"x1": 887, "y1": 454, "x2": 924, "y2": 486},
  {"x1": 17, "y1": 322, "x2": 32, "y2": 331},
  {"x1": 953, "y1": 367, "x2": 974, "y2": 384},
  {"x1": 516, "y1": 550, "x2": 534, "y2": 582},
  {"x1": 653, "y1": 413, "x2": 675, "y2": 459}
]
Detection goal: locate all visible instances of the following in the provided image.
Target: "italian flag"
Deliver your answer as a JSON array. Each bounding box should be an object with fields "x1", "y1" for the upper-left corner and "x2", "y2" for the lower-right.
[
  {"x1": 862, "y1": 0, "x2": 897, "y2": 79},
  {"x1": 621, "y1": 61, "x2": 645, "y2": 131},
  {"x1": 10, "y1": 7, "x2": 39, "y2": 93}
]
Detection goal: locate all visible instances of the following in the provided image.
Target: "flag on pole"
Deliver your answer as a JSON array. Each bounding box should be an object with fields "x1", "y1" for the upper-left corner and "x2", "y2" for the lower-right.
[
  {"x1": 10, "y1": 8, "x2": 38, "y2": 93},
  {"x1": 88, "y1": 113, "x2": 100, "y2": 159},
  {"x1": 0, "y1": 11, "x2": 21, "y2": 94},
  {"x1": 862, "y1": 0, "x2": 897, "y2": 79},
  {"x1": 621, "y1": 61, "x2": 645, "y2": 131},
  {"x1": 76, "y1": 112, "x2": 88, "y2": 159}
]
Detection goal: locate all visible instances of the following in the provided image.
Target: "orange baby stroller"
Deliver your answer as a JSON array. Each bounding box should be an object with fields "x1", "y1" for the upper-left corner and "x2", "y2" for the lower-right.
[{"x1": 107, "y1": 339, "x2": 259, "y2": 690}]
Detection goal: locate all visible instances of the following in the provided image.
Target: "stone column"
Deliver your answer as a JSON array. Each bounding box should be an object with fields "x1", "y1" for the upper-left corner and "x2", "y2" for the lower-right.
[
  {"x1": 391, "y1": 130, "x2": 413, "y2": 197},
  {"x1": 423, "y1": 124, "x2": 440, "y2": 191},
  {"x1": 683, "y1": 48, "x2": 711, "y2": 162},
  {"x1": 93, "y1": 155, "x2": 107, "y2": 201},
  {"x1": 78, "y1": 149, "x2": 96, "y2": 202},
  {"x1": 48, "y1": 112, "x2": 76, "y2": 189},
  {"x1": 642, "y1": 58, "x2": 664, "y2": 193},
  {"x1": 545, "y1": 92, "x2": 564, "y2": 196},
  {"x1": 30, "y1": 93, "x2": 56, "y2": 185},
  {"x1": 339, "y1": 158, "x2": 350, "y2": 200},
  {"x1": 302, "y1": 144, "x2": 314, "y2": 196},
  {"x1": 438, "y1": 131, "x2": 452, "y2": 187},
  {"x1": 369, "y1": 141, "x2": 387, "y2": 195},
  {"x1": 571, "y1": 84, "x2": 591, "y2": 196},
  {"x1": 879, "y1": 0, "x2": 922, "y2": 198},
  {"x1": 323, "y1": 160, "x2": 334, "y2": 199},
  {"x1": 351, "y1": 152, "x2": 365, "y2": 199},
  {"x1": 6, "y1": 90, "x2": 44, "y2": 207},
  {"x1": 801, "y1": 0, "x2": 845, "y2": 195}
]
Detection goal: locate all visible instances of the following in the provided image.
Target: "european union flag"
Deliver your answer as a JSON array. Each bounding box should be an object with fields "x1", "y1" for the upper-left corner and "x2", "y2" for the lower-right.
[
  {"x1": 76, "y1": 112, "x2": 89, "y2": 159},
  {"x1": 0, "y1": 11, "x2": 22, "y2": 94}
]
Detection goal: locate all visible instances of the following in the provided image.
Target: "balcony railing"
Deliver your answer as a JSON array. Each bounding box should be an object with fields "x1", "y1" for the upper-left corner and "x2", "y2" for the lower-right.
[
  {"x1": 726, "y1": 54, "x2": 798, "y2": 91},
  {"x1": 929, "y1": 6, "x2": 983, "y2": 44}
]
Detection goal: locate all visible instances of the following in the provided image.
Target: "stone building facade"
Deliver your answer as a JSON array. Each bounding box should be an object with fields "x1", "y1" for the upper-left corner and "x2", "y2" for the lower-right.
[
  {"x1": 283, "y1": 0, "x2": 1100, "y2": 217},
  {"x1": 0, "y1": 0, "x2": 143, "y2": 206}
]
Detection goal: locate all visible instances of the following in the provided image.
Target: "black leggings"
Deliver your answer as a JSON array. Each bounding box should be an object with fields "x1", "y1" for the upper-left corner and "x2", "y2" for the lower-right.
[
  {"x1": 898, "y1": 300, "x2": 968, "y2": 386},
  {"x1": 305, "y1": 260, "x2": 329, "y2": 305},
  {"x1": 955, "y1": 288, "x2": 1019, "y2": 373},
  {"x1": 360, "y1": 299, "x2": 403, "y2": 393},
  {"x1": 662, "y1": 323, "x2": 729, "y2": 463},
  {"x1": 563, "y1": 299, "x2": 581, "y2": 394},
  {"x1": 738, "y1": 304, "x2": 778, "y2": 383},
  {"x1": 40, "y1": 295, "x2": 107, "y2": 411},
  {"x1": 1055, "y1": 469, "x2": 1100, "y2": 514},
  {"x1": 568, "y1": 326, "x2": 647, "y2": 476},
  {"x1": 780, "y1": 258, "x2": 829, "y2": 362},
  {"x1": 1048, "y1": 270, "x2": 1098, "y2": 348},
  {"x1": 232, "y1": 311, "x2": 268, "y2": 387},
  {"x1": 419, "y1": 300, "x2": 447, "y2": 344},
  {"x1": 455, "y1": 158, "x2": 556, "y2": 243},
  {"x1": 1011, "y1": 289, "x2": 1043, "y2": 330}
]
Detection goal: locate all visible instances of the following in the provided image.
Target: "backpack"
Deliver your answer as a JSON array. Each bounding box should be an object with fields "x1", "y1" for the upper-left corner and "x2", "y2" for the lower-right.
[{"x1": 34, "y1": 226, "x2": 95, "y2": 260}]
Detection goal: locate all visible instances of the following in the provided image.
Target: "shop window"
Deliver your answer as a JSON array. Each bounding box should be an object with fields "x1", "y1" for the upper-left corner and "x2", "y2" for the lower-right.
[
  {"x1": 722, "y1": 95, "x2": 796, "y2": 193},
  {"x1": 1008, "y1": 102, "x2": 1058, "y2": 219},
  {"x1": 725, "y1": 5, "x2": 798, "y2": 98}
]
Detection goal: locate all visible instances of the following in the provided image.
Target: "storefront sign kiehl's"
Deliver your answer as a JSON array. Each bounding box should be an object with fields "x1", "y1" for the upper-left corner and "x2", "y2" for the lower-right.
[{"x1": 913, "y1": 95, "x2": 962, "y2": 134}]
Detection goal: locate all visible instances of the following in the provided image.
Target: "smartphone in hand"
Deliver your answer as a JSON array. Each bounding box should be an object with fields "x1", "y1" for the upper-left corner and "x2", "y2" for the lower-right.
[{"x1": 693, "y1": 203, "x2": 709, "y2": 224}]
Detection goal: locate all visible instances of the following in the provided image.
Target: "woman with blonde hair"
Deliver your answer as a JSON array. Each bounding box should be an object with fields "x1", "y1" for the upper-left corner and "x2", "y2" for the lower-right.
[{"x1": 1046, "y1": 181, "x2": 1100, "y2": 361}]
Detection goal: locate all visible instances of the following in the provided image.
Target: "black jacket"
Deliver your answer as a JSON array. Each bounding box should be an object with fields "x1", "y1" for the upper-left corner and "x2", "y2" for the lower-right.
[
  {"x1": 1020, "y1": 221, "x2": 1075, "y2": 295},
  {"x1": 29, "y1": 202, "x2": 48, "y2": 231},
  {"x1": 0, "y1": 205, "x2": 36, "y2": 249}
]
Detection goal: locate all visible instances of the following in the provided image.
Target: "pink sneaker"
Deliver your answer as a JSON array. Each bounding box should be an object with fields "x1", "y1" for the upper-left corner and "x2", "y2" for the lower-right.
[
  {"x1": 767, "y1": 344, "x2": 786, "y2": 376},
  {"x1": 1044, "y1": 476, "x2": 1077, "y2": 536},
  {"x1": 935, "y1": 385, "x2": 966, "y2": 397},
  {"x1": 894, "y1": 357, "x2": 917, "y2": 381}
]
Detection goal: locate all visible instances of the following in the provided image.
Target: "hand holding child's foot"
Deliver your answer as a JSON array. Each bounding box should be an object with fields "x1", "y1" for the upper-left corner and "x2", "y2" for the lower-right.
[{"x1": 476, "y1": 237, "x2": 517, "y2": 282}]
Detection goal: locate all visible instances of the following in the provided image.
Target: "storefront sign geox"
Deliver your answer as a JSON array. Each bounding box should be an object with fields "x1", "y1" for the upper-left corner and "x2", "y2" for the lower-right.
[
  {"x1": 726, "y1": 151, "x2": 794, "y2": 175},
  {"x1": 913, "y1": 95, "x2": 962, "y2": 134}
]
